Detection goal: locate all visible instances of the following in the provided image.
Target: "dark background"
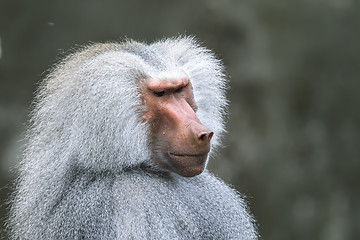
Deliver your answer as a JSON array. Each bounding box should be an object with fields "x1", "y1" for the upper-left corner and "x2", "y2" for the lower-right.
[{"x1": 1, "y1": 0, "x2": 359, "y2": 239}]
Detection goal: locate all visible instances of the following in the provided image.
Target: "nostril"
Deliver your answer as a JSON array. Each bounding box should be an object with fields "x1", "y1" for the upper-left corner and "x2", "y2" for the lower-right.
[
  {"x1": 199, "y1": 133, "x2": 207, "y2": 141},
  {"x1": 208, "y1": 132, "x2": 214, "y2": 141},
  {"x1": 198, "y1": 131, "x2": 214, "y2": 142}
]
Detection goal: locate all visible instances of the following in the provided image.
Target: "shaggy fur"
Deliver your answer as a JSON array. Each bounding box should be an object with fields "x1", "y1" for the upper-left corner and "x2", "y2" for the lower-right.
[{"x1": 9, "y1": 37, "x2": 258, "y2": 239}]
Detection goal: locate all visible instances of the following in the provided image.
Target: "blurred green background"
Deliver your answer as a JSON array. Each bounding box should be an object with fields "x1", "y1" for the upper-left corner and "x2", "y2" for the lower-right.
[{"x1": 1, "y1": 0, "x2": 359, "y2": 239}]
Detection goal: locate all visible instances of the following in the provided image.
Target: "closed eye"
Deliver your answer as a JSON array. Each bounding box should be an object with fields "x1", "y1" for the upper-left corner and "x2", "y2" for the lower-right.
[{"x1": 153, "y1": 90, "x2": 165, "y2": 97}]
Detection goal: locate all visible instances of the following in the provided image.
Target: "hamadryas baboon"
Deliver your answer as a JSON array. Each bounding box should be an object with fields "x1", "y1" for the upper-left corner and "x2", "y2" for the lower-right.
[{"x1": 9, "y1": 37, "x2": 258, "y2": 239}]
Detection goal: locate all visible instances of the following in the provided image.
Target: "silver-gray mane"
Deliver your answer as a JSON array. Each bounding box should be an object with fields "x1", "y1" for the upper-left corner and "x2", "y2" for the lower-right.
[{"x1": 8, "y1": 37, "x2": 258, "y2": 239}]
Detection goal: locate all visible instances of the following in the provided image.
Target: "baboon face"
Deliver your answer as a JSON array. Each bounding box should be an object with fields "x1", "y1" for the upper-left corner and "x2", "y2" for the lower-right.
[{"x1": 139, "y1": 76, "x2": 213, "y2": 177}]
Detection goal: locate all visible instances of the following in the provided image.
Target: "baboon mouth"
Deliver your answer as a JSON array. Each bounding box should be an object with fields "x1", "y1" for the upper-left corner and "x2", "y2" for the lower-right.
[
  {"x1": 169, "y1": 152, "x2": 207, "y2": 158},
  {"x1": 167, "y1": 151, "x2": 208, "y2": 177}
]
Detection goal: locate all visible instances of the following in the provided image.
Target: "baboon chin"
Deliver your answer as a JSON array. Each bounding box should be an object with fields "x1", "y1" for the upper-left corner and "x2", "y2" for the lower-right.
[{"x1": 9, "y1": 37, "x2": 258, "y2": 239}]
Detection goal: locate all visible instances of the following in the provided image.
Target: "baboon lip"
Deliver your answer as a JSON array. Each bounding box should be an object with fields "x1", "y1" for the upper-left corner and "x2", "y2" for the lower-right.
[{"x1": 169, "y1": 152, "x2": 207, "y2": 158}]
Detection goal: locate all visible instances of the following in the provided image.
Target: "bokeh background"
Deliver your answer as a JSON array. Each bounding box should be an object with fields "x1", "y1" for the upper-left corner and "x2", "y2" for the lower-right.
[{"x1": 1, "y1": 0, "x2": 359, "y2": 239}]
